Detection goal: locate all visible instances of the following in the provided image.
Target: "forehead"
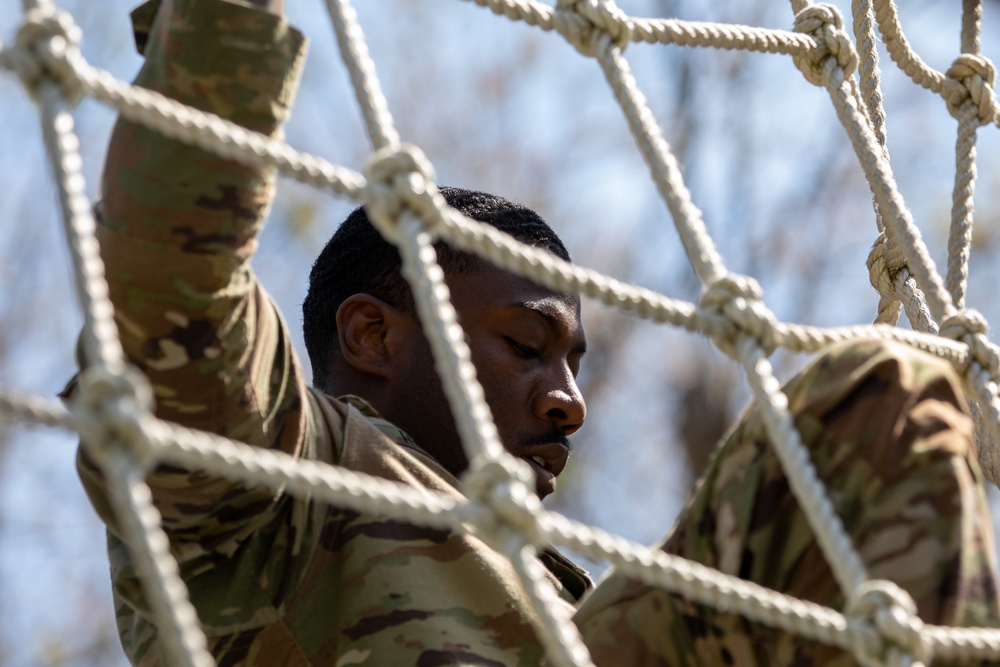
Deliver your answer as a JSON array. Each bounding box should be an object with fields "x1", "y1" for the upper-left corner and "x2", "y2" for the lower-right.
[{"x1": 446, "y1": 262, "x2": 583, "y2": 329}]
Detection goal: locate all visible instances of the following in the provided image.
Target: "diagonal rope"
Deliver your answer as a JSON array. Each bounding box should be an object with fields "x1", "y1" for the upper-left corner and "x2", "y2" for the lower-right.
[{"x1": 323, "y1": 0, "x2": 400, "y2": 150}]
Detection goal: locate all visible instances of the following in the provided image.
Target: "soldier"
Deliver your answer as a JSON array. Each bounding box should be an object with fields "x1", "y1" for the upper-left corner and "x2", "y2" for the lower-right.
[{"x1": 77, "y1": 0, "x2": 1000, "y2": 664}]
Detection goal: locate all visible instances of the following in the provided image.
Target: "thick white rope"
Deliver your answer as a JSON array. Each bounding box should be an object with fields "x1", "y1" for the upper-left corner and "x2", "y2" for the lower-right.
[
  {"x1": 390, "y1": 208, "x2": 506, "y2": 466},
  {"x1": 947, "y1": 102, "x2": 980, "y2": 310},
  {"x1": 322, "y1": 0, "x2": 399, "y2": 151},
  {"x1": 593, "y1": 37, "x2": 726, "y2": 285},
  {"x1": 872, "y1": 0, "x2": 999, "y2": 127},
  {"x1": 737, "y1": 336, "x2": 869, "y2": 592},
  {"x1": 101, "y1": 458, "x2": 215, "y2": 667},
  {"x1": 964, "y1": 0, "x2": 983, "y2": 57},
  {"x1": 5, "y1": 0, "x2": 1000, "y2": 665},
  {"x1": 824, "y1": 51, "x2": 956, "y2": 324},
  {"x1": 850, "y1": 0, "x2": 907, "y2": 329},
  {"x1": 945, "y1": 50, "x2": 997, "y2": 309},
  {"x1": 0, "y1": 389, "x2": 76, "y2": 431},
  {"x1": 72, "y1": 364, "x2": 215, "y2": 667}
]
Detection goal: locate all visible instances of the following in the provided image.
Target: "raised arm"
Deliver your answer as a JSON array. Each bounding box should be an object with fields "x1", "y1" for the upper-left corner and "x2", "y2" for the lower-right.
[
  {"x1": 99, "y1": 0, "x2": 304, "y2": 439},
  {"x1": 79, "y1": 0, "x2": 316, "y2": 551}
]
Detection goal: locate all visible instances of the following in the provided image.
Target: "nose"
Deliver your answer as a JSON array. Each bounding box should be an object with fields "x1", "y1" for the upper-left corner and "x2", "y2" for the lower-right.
[{"x1": 534, "y1": 365, "x2": 586, "y2": 435}]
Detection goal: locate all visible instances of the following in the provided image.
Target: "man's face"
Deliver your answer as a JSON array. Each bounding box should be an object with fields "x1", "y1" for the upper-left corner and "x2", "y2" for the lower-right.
[{"x1": 392, "y1": 261, "x2": 587, "y2": 499}]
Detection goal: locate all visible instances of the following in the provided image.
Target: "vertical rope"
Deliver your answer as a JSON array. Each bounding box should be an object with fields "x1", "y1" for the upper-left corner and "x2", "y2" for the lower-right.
[
  {"x1": 395, "y1": 213, "x2": 505, "y2": 465},
  {"x1": 946, "y1": 0, "x2": 986, "y2": 311},
  {"x1": 513, "y1": 546, "x2": 595, "y2": 667},
  {"x1": 37, "y1": 86, "x2": 126, "y2": 372},
  {"x1": 825, "y1": 69, "x2": 956, "y2": 323},
  {"x1": 962, "y1": 0, "x2": 983, "y2": 56},
  {"x1": 102, "y1": 458, "x2": 215, "y2": 667},
  {"x1": 852, "y1": 0, "x2": 889, "y2": 157},
  {"x1": 852, "y1": 0, "x2": 907, "y2": 326},
  {"x1": 946, "y1": 104, "x2": 980, "y2": 310},
  {"x1": 897, "y1": 272, "x2": 939, "y2": 333},
  {"x1": 737, "y1": 337, "x2": 868, "y2": 594},
  {"x1": 595, "y1": 40, "x2": 727, "y2": 286},
  {"x1": 323, "y1": 0, "x2": 400, "y2": 150},
  {"x1": 789, "y1": 0, "x2": 812, "y2": 17}
]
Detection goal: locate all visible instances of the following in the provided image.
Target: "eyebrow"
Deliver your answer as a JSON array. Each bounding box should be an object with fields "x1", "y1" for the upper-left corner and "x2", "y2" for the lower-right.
[{"x1": 515, "y1": 300, "x2": 588, "y2": 355}]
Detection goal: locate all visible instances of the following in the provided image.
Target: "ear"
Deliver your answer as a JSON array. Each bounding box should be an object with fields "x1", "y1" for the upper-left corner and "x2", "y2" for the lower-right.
[{"x1": 335, "y1": 294, "x2": 406, "y2": 380}]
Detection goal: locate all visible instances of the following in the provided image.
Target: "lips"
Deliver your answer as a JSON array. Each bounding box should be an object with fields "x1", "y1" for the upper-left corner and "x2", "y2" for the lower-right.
[{"x1": 517, "y1": 441, "x2": 569, "y2": 498}]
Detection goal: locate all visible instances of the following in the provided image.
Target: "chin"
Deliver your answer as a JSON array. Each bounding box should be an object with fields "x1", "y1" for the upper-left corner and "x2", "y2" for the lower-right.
[{"x1": 535, "y1": 479, "x2": 556, "y2": 500}]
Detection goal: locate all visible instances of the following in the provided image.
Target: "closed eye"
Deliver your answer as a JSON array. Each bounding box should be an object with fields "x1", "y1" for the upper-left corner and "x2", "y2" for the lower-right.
[{"x1": 505, "y1": 337, "x2": 540, "y2": 359}]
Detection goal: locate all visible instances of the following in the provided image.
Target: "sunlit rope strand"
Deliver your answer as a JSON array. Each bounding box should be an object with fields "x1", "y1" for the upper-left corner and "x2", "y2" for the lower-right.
[
  {"x1": 65, "y1": 61, "x2": 368, "y2": 200},
  {"x1": 466, "y1": 0, "x2": 832, "y2": 59},
  {"x1": 38, "y1": 86, "x2": 125, "y2": 373},
  {"x1": 824, "y1": 64, "x2": 957, "y2": 324},
  {"x1": 928, "y1": 621, "x2": 1000, "y2": 661},
  {"x1": 0, "y1": 389, "x2": 75, "y2": 431},
  {"x1": 871, "y1": 0, "x2": 959, "y2": 96},
  {"x1": 434, "y1": 206, "x2": 717, "y2": 330},
  {"x1": 737, "y1": 337, "x2": 869, "y2": 593},
  {"x1": 322, "y1": 0, "x2": 399, "y2": 150},
  {"x1": 101, "y1": 457, "x2": 215, "y2": 667},
  {"x1": 537, "y1": 510, "x2": 873, "y2": 653},
  {"x1": 896, "y1": 271, "x2": 938, "y2": 334},
  {"x1": 852, "y1": 0, "x2": 889, "y2": 159},
  {"x1": 963, "y1": 0, "x2": 983, "y2": 58},
  {"x1": 393, "y1": 212, "x2": 507, "y2": 462},
  {"x1": 872, "y1": 0, "x2": 999, "y2": 127},
  {"x1": 852, "y1": 0, "x2": 906, "y2": 327},
  {"x1": 0, "y1": 41, "x2": 369, "y2": 209},
  {"x1": 789, "y1": 0, "x2": 810, "y2": 18},
  {"x1": 947, "y1": 103, "x2": 980, "y2": 309},
  {"x1": 630, "y1": 19, "x2": 815, "y2": 55},
  {"x1": 513, "y1": 546, "x2": 595, "y2": 667},
  {"x1": 144, "y1": 419, "x2": 477, "y2": 532},
  {"x1": 596, "y1": 38, "x2": 726, "y2": 285},
  {"x1": 434, "y1": 202, "x2": 979, "y2": 366},
  {"x1": 873, "y1": 297, "x2": 902, "y2": 327}
]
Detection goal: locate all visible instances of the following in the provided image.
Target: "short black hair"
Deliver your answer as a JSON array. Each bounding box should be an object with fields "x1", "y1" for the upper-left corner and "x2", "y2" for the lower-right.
[{"x1": 302, "y1": 186, "x2": 571, "y2": 389}]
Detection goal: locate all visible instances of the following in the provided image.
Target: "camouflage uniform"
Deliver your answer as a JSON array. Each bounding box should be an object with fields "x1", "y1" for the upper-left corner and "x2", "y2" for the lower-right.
[
  {"x1": 79, "y1": 2, "x2": 587, "y2": 665},
  {"x1": 576, "y1": 339, "x2": 1000, "y2": 665},
  {"x1": 77, "y1": 1, "x2": 1000, "y2": 665}
]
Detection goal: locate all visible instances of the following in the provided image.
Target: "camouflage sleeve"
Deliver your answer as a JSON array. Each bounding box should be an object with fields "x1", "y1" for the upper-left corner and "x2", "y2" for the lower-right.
[
  {"x1": 574, "y1": 339, "x2": 1000, "y2": 666},
  {"x1": 78, "y1": 0, "x2": 312, "y2": 560}
]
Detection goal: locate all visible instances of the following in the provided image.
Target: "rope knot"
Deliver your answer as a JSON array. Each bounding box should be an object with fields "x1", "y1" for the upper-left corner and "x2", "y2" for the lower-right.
[
  {"x1": 463, "y1": 456, "x2": 543, "y2": 554},
  {"x1": 945, "y1": 54, "x2": 997, "y2": 125},
  {"x1": 74, "y1": 365, "x2": 156, "y2": 471},
  {"x1": 792, "y1": 4, "x2": 858, "y2": 86},
  {"x1": 940, "y1": 309, "x2": 1000, "y2": 376},
  {"x1": 362, "y1": 143, "x2": 443, "y2": 244},
  {"x1": 866, "y1": 232, "x2": 902, "y2": 298},
  {"x1": 845, "y1": 580, "x2": 930, "y2": 667},
  {"x1": 698, "y1": 274, "x2": 778, "y2": 360},
  {"x1": 554, "y1": 0, "x2": 632, "y2": 58},
  {"x1": 11, "y1": 7, "x2": 85, "y2": 106}
]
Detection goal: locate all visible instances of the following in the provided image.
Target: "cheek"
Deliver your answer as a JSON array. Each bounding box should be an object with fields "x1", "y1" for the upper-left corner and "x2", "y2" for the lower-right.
[{"x1": 470, "y1": 349, "x2": 531, "y2": 431}]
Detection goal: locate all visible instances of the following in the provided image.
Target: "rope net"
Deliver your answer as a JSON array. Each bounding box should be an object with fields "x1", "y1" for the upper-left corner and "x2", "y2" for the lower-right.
[{"x1": 2, "y1": 0, "x2": 1000, "y2": 665}]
